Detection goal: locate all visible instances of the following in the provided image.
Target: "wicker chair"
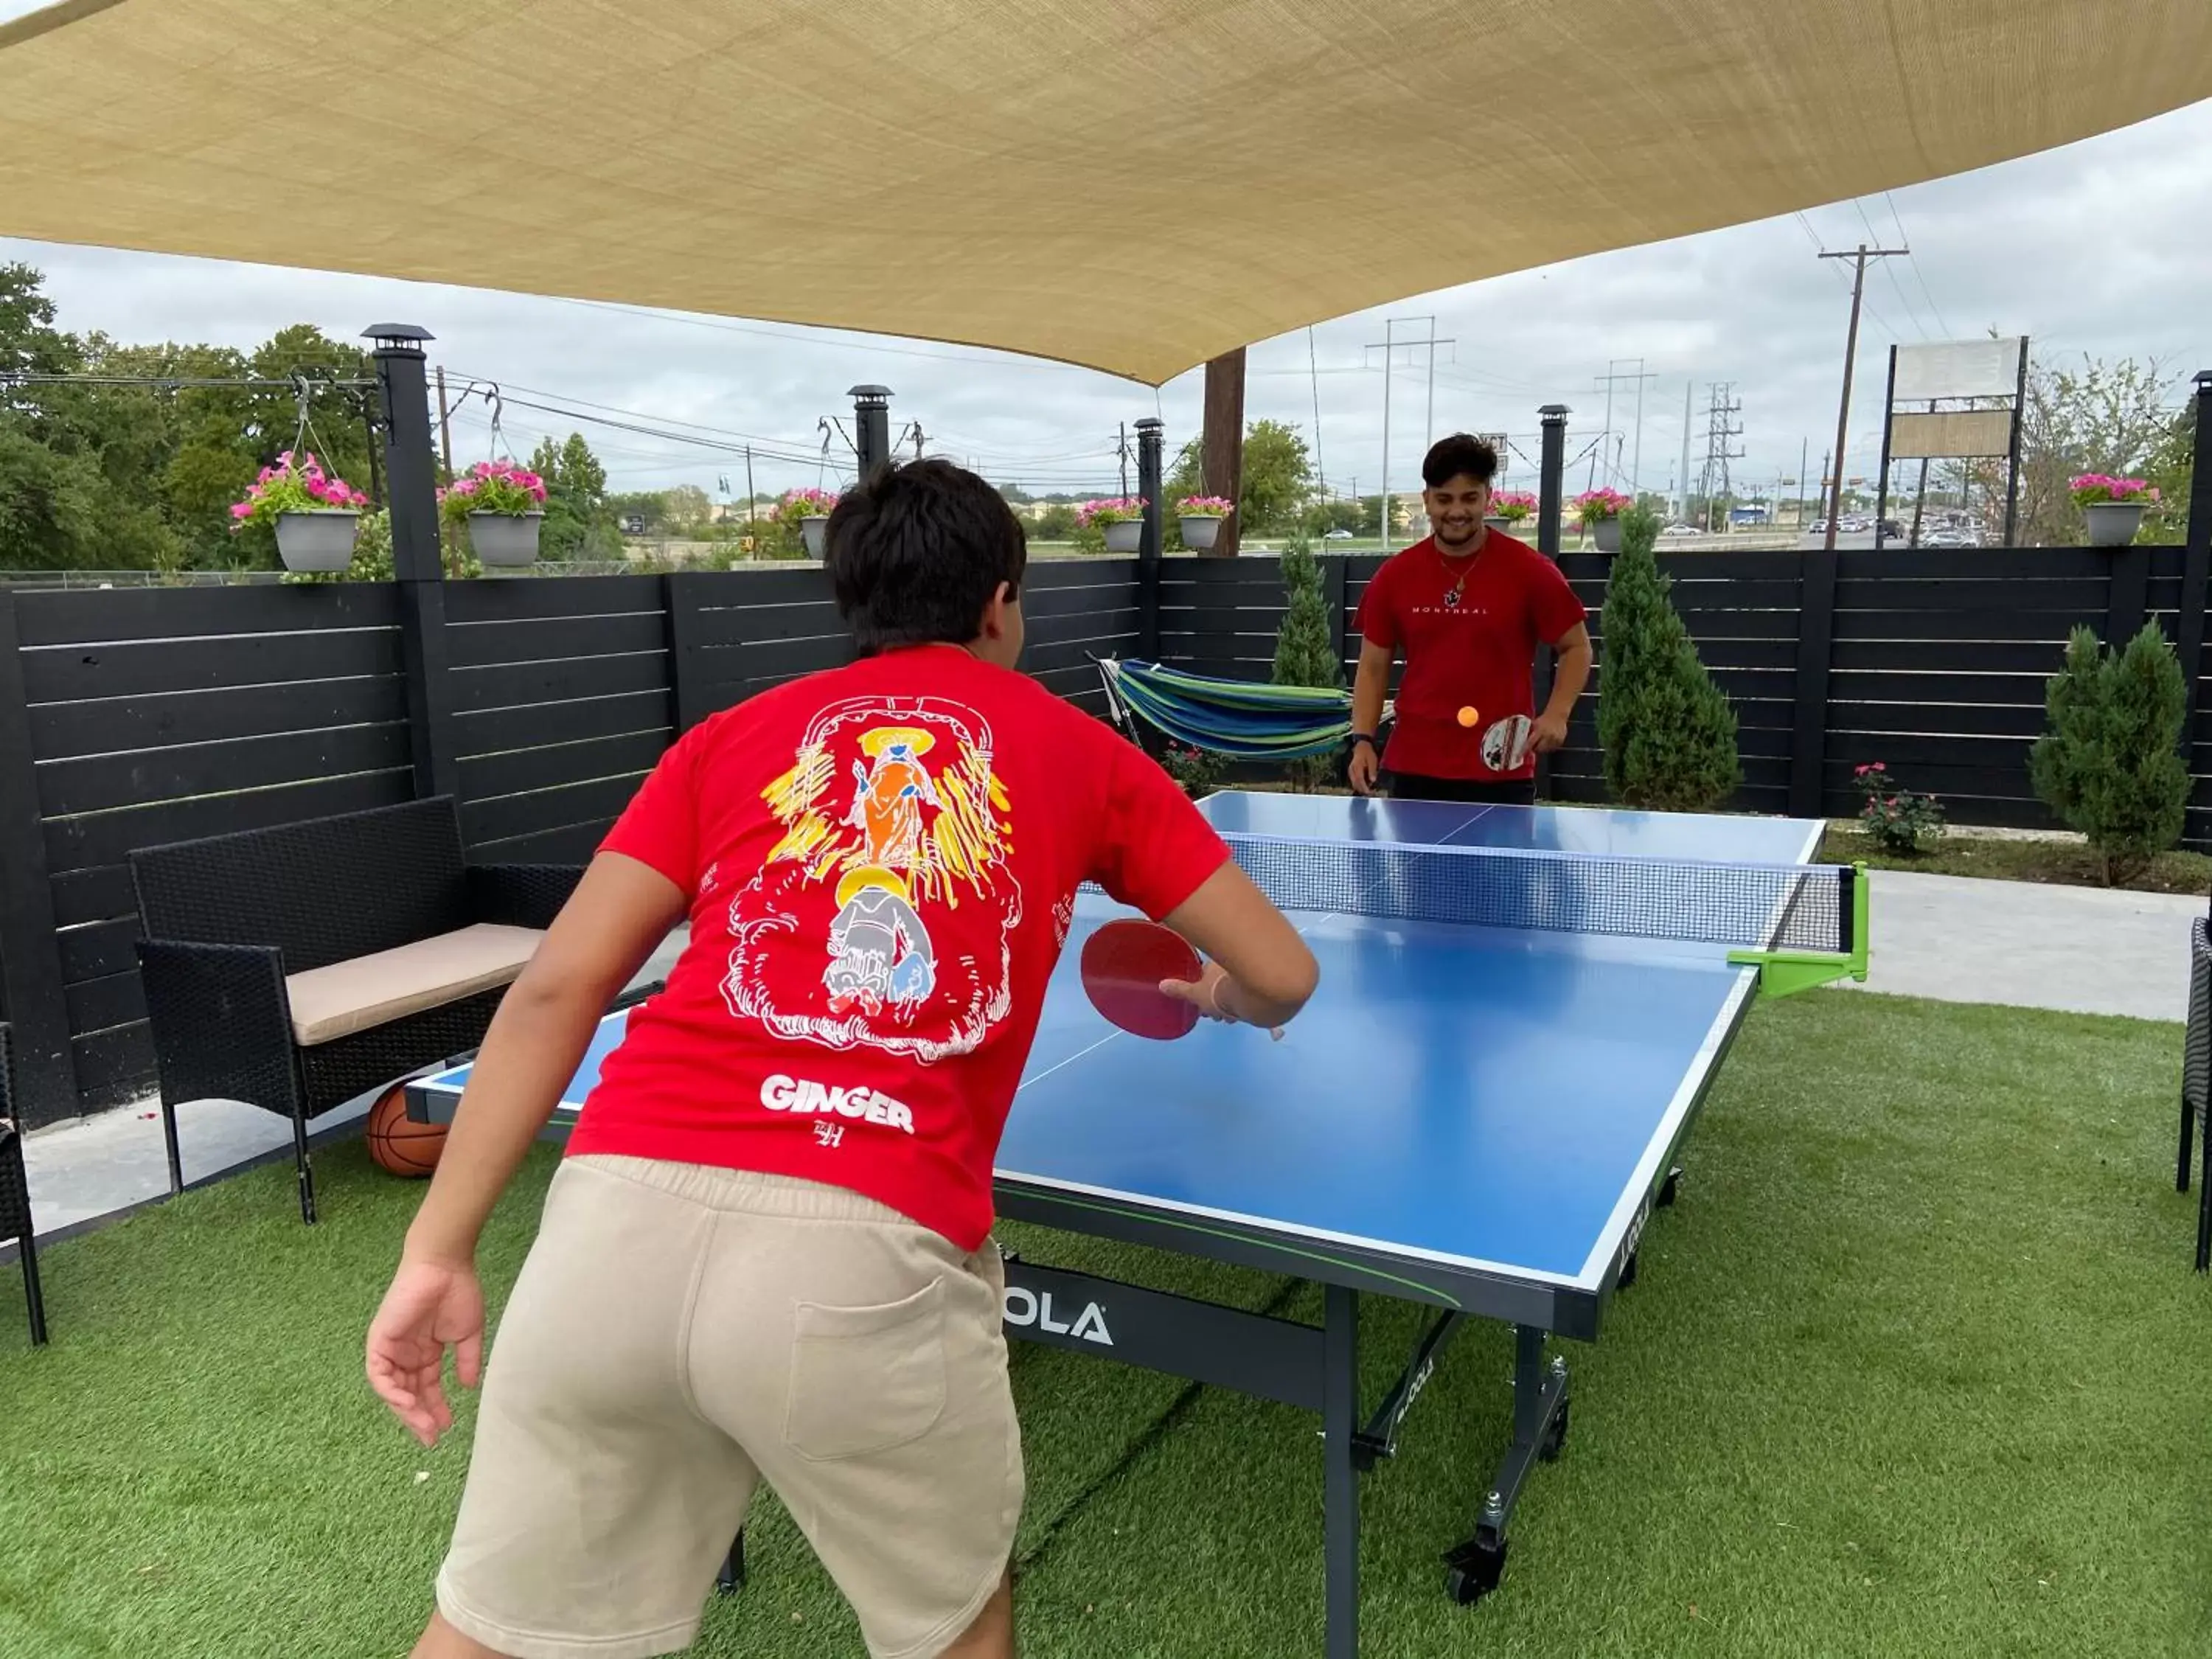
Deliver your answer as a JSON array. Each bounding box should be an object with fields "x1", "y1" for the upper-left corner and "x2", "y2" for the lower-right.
[
  {"x1": 2184, "y1": 916, "x2": 2212, "y2": 1272},
  {"x1": 0, "y1": 1025, "x2": 48, "y2": 1345},
  {"x1": 129, "y1": 796, "x2": 584, "y2": 1224}
]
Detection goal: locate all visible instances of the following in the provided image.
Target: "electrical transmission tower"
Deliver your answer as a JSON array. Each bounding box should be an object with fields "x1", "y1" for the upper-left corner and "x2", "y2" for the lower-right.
[{"x1": 1698, "y1": 383, "x2": 1745, "y2": 532}]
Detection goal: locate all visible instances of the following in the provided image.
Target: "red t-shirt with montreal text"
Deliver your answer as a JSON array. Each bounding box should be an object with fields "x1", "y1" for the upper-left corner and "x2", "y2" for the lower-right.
[
  {"x1": 1355, "y1": 531, "x2": 1587, "y2": 781},
  {"x1": 563, "y1": 643, "x2": 1232, "y2": 1252}
]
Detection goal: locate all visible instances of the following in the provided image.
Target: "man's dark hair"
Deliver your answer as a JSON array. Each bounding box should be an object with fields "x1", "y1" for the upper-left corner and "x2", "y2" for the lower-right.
[
  {"x1": 824, "y1": 458, "x2": 1029, "y2": 653},
  {"x1": 1422, "y1": 433, "x2": 1500, "y2": 490}
]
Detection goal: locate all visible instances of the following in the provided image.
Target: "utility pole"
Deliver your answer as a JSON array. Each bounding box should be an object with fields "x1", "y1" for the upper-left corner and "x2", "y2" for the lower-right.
[
  {"x1": 1818, "y1": 243, "x2": 1909, "y2": 550},
  {"x1": 434, "y1": 365, "x2": 453, "y2": 479},
  {"x1": 1366, "y1": 316, "x2": 1453, "y2": 554},
  {"x1": 1593, "y1": 360, "x2": 1659, "y2": 495},
  {"x1": 1798, "y1": 436, "x2": 1809, "y2": 529},
  {"x1": 1119, "y1": 421, "x2": 1130, "y2": 498},
  {"x1": 1700, "y1": 383, "x2": 1745, "y2": 532},
  {"x1": 1678, "y1": 380, "x2": 1694, "y2": 521}
]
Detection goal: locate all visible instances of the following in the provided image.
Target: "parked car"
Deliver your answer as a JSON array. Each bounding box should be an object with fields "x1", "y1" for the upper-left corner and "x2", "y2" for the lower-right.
[
  {"x1": 1324, "y1": 528, "x2": 1355, "y2": 540},
  {"x1": 1660, "y1": 524, "x2": 1700, "y2": 538}
]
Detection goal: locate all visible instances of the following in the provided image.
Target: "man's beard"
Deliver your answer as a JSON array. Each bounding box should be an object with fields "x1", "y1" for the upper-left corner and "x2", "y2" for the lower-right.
[{"x1": 1435, "y1": 519, "x2": 1481, "y2": 551}]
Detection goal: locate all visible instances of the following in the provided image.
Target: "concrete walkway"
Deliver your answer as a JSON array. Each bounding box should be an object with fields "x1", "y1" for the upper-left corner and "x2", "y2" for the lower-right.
[
  {"x1": 1848, "y1": 868, "x2": 2204, "y2": 1023},
  {"x1": 18, "y1": 874, "x2": 2205, "y2": 1242}
]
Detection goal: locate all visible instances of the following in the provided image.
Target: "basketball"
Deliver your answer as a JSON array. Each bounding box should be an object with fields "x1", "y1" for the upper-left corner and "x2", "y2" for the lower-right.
[{"x1": 366, "y1": 1085, "x2": 447, "y2": 1178}]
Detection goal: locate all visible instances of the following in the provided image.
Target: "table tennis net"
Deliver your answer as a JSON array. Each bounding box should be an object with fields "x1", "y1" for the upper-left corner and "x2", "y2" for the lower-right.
[{"x1": 1219, "y1": 832, "x2": 1852, "y2": 954}]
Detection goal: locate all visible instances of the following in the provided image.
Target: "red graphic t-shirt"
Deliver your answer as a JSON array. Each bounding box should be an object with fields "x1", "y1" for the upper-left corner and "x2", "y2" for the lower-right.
[
  {"x1": 566, "y1": 643, "x2": 1232, "y2": 1251},
  {"x1": 1355, "y1": 531, "x2": 1587, "y2": 781}
]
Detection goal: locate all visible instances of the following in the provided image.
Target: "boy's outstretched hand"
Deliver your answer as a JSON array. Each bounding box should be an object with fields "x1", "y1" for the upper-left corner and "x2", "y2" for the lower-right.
[
  {"x1": 1161, "y1": 961, "x2": 1287, "y2": 1040},
  {"x1": 367, "y1": 1256, "x2": 486, "y2": 1447}
]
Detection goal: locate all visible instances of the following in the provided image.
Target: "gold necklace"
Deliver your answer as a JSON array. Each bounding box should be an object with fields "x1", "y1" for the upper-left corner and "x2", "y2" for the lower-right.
[{"x1": 1439, "y1": 541, "x2": 1481, "y2": 608}]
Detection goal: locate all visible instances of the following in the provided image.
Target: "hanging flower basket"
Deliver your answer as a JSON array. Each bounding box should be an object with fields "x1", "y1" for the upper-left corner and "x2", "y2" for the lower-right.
[
  {"x1": 1488, "y1": 490, "x2": 1538, "y2": 535},
  {"x1": 442, "y1": 462, "x2": 550, "y2": 568},
  {"x1": 274, "y1": 509, "x2": 362, "y2": 571},
  {"x1": 1177, "y1": 495, "x2": 1234, "y2": 552},
  {"x1": 776, "y1": 489, "x2": 841, "y2": 559},
  {"x1": 230, "y1": 451, "x2": 369, "y2": 573},
  {"x1": 2070, "y1": 474, "x2": 2157, "y2": 548},
  {"x1": 1573, "y1": 487, "x2": 1633, "y2": 554},
  {"x1": 468, "y1": 510, "x2": 546, "y2": 566},
  {"x1": 1079, "y1": 495, "x2": 1148, "y2": 554}
]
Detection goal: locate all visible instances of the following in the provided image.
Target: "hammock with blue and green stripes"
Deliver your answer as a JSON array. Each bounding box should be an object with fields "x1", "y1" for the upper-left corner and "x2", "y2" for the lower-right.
[{"x1": 1098, "y1": 657, "x2": 1356, "y2": 761}]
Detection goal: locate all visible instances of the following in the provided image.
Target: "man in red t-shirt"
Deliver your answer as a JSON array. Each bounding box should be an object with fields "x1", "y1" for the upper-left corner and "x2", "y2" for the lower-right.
[
  {"x1": 366, "y1": 460, "x2": 1318, "y2": 1659},
  {"x1": 1348, "y1": 433, "x2": 1593, "y2": 805}
]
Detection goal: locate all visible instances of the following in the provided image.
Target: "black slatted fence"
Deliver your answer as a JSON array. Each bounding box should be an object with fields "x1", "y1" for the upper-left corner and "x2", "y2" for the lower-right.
[{"x1": 0, "y1": 560, "x2": 1143, "y2": 1124}]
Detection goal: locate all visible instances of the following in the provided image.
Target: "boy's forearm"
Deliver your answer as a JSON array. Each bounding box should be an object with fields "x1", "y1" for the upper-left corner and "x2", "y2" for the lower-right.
[
  {"x1": 401, "y1": 982, "x2": 608, "y2": 1265},
  {"x1": 1352, "y1": 658, "x2": 1388, "y2": 736}
]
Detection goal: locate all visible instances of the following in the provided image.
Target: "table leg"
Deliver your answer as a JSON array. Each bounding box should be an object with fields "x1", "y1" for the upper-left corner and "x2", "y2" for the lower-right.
[
  {"x1": 716, "y1": 1528, "x2": 745, "y2": 1596},
  {"x1": 1443, "y1": 1324, "x2": 1568, "y2": 1605},
  {"x1": 1324, "y1": 1284, "x2": 1359, "y2": 1659}
]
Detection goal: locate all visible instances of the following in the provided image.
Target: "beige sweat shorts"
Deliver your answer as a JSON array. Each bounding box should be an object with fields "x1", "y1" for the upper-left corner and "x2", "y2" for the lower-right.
[{"x1": 434, "y1": 1152, "x2": 1023, "y2": 1659}]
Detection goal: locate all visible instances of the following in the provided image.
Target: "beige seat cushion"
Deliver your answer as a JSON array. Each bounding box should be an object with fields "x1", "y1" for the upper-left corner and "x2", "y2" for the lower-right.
[{"x1": 285, "y1": 924, "x2": 544, "y2": 1046}]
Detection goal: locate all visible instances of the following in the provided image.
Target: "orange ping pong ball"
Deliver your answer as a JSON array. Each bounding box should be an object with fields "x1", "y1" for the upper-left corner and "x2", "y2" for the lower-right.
[{"x1": 1456, "y1": 706, "x2": 1480, "y2": 728}]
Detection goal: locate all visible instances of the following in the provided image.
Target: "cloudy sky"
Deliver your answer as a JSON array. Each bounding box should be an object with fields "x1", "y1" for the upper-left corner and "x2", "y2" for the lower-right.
[{"x1": 5, "y1": 32, "x2": 2208, "y2": 510}]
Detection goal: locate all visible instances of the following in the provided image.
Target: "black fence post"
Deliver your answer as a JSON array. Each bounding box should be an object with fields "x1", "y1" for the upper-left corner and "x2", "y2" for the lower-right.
[
  {"x1": 2105, "y1": 539, "x2": 2152, "y2": 650},
  {"x1": 1137, "y1": 417, "x2": 1164, "y2": 661},
  {"x1": 1536, "y1": 405, "x2": 1568, "y2": 559},
  {"x1": 368, "y1": 323, "x2": 460, "y2": 803},
  {"x1": 2177, "y1": 371, "x2": 2212, "y2": 847},
  {"x1": 1789, "y1": 513, "x2": 1844, "y2": 821},
  {"x1": 0, "y1": 590, "x2": 76, "y2": 1124},
  {"x1": 1534, "y1": 406, "x2": 1570, "y2": 799},
  {"x1": 852, "y1": 386, "x2": 893, "y2": 481},
  {"x1": 666, "y1": 570, "x2": 706, "y2": 735}
]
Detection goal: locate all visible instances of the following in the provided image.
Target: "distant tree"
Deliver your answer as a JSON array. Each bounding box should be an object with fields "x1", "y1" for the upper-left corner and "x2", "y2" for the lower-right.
[
  {"x1": 1597, "y1": 506, "x2": 1740, "y2": 811},
  {"x1": 1031, "y1": 502, "x2": 1079, "y2": 541},
  {"x1": 1271, "y1": 533, "x2": 1343, "y2": 792},
  {"x1": 660, "y1": 484, "x2": 712, "y2": 530},
  {"x1": 2017, "y1": 353, "x2": 2189, "y2": 546},
  {"x1": 528, "y1": 433, "x2": 621, "y2": 559}
]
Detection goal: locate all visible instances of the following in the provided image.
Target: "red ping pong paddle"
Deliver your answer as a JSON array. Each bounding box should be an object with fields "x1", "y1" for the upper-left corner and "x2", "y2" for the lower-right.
[{"x1": 1081, "y1": 919, "x2": 1203, "y2": 1040}]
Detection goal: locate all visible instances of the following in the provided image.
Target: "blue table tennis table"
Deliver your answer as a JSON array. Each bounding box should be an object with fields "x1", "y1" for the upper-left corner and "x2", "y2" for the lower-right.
[{"x1": 409, "y1": 790, "x2": 1864, "y2": 1656}]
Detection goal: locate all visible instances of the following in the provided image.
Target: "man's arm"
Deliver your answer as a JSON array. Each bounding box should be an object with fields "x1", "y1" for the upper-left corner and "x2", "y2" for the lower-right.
[
  {"x1": 1532, "y1": 621, "x2": 1594, "y2": 751},
  {"x1": 401, "y1": 852, "x2": 687, "y2": 1266},
  {"x1": 1349, "y1": 638, "x2": 1392, "y2": 793}
]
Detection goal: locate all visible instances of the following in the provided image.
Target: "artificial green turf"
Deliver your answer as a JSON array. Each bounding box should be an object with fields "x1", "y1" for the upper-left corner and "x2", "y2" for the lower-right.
[{"x1": 2, "y1": 992, "x2": 2208, "y2": 1658}]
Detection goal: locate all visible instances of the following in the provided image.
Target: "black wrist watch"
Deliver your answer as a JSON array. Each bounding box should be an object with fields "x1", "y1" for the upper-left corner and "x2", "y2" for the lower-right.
[{"x1": 1349, "y1": 733, "x2": 1376, "y2": 750}]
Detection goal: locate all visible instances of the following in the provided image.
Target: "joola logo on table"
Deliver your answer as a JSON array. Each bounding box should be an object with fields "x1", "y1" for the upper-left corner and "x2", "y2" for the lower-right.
[
  {"x1": 758, "y1": 1074, "x2": 917, "y2": 1134},
  {"x1": 1002, "y1": 1285, "x2": 1114, "y2": 1346}
]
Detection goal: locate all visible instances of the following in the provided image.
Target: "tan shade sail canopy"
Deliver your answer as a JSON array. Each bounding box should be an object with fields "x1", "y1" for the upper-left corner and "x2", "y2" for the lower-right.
[{"x1": 3, "y1": 0, "x2": 2208, "y2": 386}]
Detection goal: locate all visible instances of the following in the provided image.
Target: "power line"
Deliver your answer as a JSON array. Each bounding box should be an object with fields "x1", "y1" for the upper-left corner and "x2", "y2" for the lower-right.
[{"x1": 1884, "y1": 191, "x2": 1953, "y2": 338}]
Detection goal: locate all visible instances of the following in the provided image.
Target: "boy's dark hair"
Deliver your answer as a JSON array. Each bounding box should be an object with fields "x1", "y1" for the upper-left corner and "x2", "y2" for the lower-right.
[
  {"x1": 1422, "y1": 433, "x2": 1500, "y2": 490},
  {"x1": 824, "y1": 458, "x2": 1029, "y2": 653}
]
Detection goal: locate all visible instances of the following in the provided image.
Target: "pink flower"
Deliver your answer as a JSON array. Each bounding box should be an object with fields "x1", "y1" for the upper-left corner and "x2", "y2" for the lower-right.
[{"x1": 230, "y1": 501, "x2": 252, "y2": 519}]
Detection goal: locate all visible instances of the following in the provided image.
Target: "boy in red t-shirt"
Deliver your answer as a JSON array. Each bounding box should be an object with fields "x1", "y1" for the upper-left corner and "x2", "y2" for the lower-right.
[
  {"x1": 1347, "y1": 433, "x2": 1593, "y2": 804},
  {"x1": 367, "y1": 459, "x2": 1318, "y2": 1659}
]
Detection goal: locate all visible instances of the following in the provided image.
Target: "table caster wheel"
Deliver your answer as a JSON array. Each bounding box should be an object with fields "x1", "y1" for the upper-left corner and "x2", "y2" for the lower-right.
[
  {"x1": 1658, "y1": 1168, "x2": 1682, "y2": 1208},
  {"x1": 1618, "y1": 1250, "x2": 1638, "y2": 1290},
  {"x1": 1443, "y1": 1537, "x2": 1507, "y2": 1605},
  {"x1": 1539, "y1": 1397, "x2": 1571, "y2": 1463}
]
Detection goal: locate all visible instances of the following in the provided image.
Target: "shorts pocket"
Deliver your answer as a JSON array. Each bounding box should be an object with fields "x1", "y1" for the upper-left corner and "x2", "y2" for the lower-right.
[{"x1": 785, "y1": 1276, "x2": 947, "y2": 1462}]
